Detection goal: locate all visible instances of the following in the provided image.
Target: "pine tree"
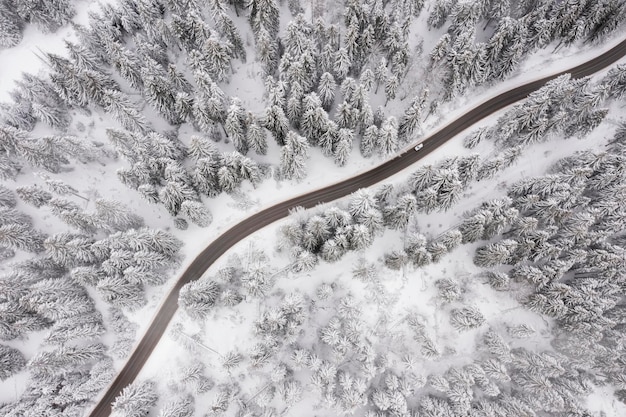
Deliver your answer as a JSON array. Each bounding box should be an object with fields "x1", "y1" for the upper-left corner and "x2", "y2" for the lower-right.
[
  {"x1": 224, "y1": 99, "x2": 248, "y2": 154},
  {"x1": 158, "y1": 395, "x2": 194, "y2": 417},
  {"x1": 334, "y1": 129, "x2": 353, "y2": 167},
  {"x1": 0, "y1": 185, "x2": 16, "y2": 208},
  {"x1": 179, "y1": 279, "x2": 221, "y2": 320},
  {"x1": 255, "y1": 28, "x2": 279, "y2": 73},
  {"x1": 378, "y1": 117, "x2": 399, "y2": 155},
  {"x1": 399, "y1": 89, "x2": 428, "y2": 140},
  {"x1": 247, "y1": 119, "x2": 268, "y2": 155},
  {"x1": 159, "y1": 181, "x2": 197, "y2": 216},
  {"x1": 44, "y1": 311, "x2": 105, "y2": 345},
  {"x1": 16, "y1": 0, "x2": 76, "y2": 33},
  {"x1": 384, "y1": 74, "x2": 399, "y2": 104},
  {"x1": 111, "y1": 380, "x2": 158, "y2": 417},
  {"x1": 263, "y1": 105, "x2": 289, "y2": 145},
  {"x1": 0, "y1": 223, "x2": 45, "y2": 253},
  {"x1": 450, "y1": 306, "x2": 485, "y2": 331},
  {"x1": 0, "y1": 3, "x2": 23, "y2": 48},
  {"x1": 360, "y1": 125, "x2": 378, "y2": 158},
  {"x1": 301, "y1": 93, "x2": 330, "y2": 145},
  {"x1": 94, "y1": 199, "x2": 144, "y2": 232},
  {"x1": 180, "y1": 200, "x2": 212, "y2": 227},
  {"x1": 202, "y1": 38, "x2": 233, "y2": 82},
  {"x1": 334, "y1": 48, "x2": 352, "y2": 80},
  {"x1": 280, "y1": 132, "x2": 309, "y2": 181},
  {"x1": 318, "y1": 72, "x2": 336, "y2": 110},
  {"x1": 102, "y1": 90, "x2": 151, "y2": 133},
  {"x1": 28, "y1": 343, "x2": 105, "y2": 374},
  {"x1": 249, "y1": 0, "x2": 280, "y2": 37},
  {"x1": 0, "y1": 344, "x2": 26, "y2": 381},
  {"x1": 428, "y1": 0, "x2": 453, "y2": 28}
]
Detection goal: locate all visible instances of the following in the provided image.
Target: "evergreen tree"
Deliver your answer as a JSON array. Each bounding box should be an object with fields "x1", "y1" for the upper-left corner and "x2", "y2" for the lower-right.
[
  {"x1": 334, "y1": 129, "x2": 353, "y2": 167},
  {"x1": 0, "y1": 344, "x2": 26, "y2": 381},
  {"x1": 301, "y1": 94, "x2": 330, "y2": 145},
  {"x1": 102, "y1": 90, "x2": 151, "y2": 134},
  {"x1": 180, "y1": 200, "x2": 212, "y2": 227},
  {"x1": 334, "y1": 47, "x2": 352, "y2": 80},
  {"x1": 398, "y1": 89, "x2": 428, "y2": 140},
  {"x1": 224, "y1": 99, "x2": 248, "y2": 154},
  {"x1": 0, "y1": 185, "x2": 16, "y2": 208},
  {"x1": 94, "y1": 199, "x2": 144, "y2": 232},
  {"x1": 28, "y1": 343, "x2": 105, "y2": 374},
  {"x1": 255, "y1": 28, "x2": 279, "y2": 73},
  {"x1": 0, "y1": 223, "x2": 45, "y2": 253},
  {"x1": 280, "y1": 132, "x2": 309, "y2": 181},
  {"x1": 111, "y1": 380, "x2": 158, "y2": 417},
  {"x1": 202, "y1": 38, "x2": 233, "y2": 82},
  {"x1": 159, "y1": 181, "x2": 197, "y2": 216},
  {"x1": 263, "y1": 105, "x2": 289, "y2": 146},
  {"x1": 0, "y1": 3, "x2": 23, "y2": 48},
  {"x1": 384, "y1": 74, "x2": 399, "y2": 103},
  {"x1": 16, "y1": 0, "x2": 76, "y2": 33},
  {"x1": 247, "y1": 119, "x2": 268, "y2": 155},
  {"x1": 158, "y1": 395, "x2": 195, "y2": 417},
  {"x1": 450, "y1": 306, "x2": 485, "y2": 331},
  {"x1": 378, "y1": 117, "x2": 399, "y2": 155},
  {"x1": 249, "y1": 0, "x2": 280, "y2": 38},
  {"x1": 360, "y1": 125, "x2": 378, "y2": 158},
  {"x1": 179, "y1": 279, "x2": 221, "y2": 320},
  {"x1": 318, "y1": 72, "x2": 336, "y2": 110}
]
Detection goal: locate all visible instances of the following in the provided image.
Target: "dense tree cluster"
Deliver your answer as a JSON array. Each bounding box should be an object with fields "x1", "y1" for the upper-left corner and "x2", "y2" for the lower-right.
[
  {"x1": 179, "y1": 247, "x2": 272, "y2": 320},
  {"x1": 454, "y1": 125, "x2": 626, "y2": 402},
  {"x1": 0, "y1": 0, "x2": 75, "y2": 48},
  {"x1": 428, "y1": 0, "x2": 626, "y2": 100}
]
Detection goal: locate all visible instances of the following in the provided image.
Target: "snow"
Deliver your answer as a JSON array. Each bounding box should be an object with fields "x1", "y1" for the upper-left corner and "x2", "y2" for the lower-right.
[
  {"x1": 139, "y1": 92, "x2": 626, "y2": 416},
  {"x1": 1, "y1": 0, "x2": 626, "y2": 414},
  {"x1": 0, "y1": 0, "x2": 118, "y2": 101}
]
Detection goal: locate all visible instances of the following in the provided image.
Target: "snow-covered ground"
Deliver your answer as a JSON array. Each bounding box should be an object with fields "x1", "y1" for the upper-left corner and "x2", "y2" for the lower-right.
[{"x1": 1, "y1": 1, "x2": 626, "y2": 414}]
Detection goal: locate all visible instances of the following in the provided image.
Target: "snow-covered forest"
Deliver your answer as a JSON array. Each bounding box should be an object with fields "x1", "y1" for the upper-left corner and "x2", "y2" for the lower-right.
[{"x1": 1, "y1": 0, "x2": 626, "y2": 416}]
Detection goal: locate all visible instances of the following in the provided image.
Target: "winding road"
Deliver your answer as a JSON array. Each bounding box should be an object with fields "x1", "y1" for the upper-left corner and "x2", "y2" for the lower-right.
[{"x1": 89, "y1": 37, "x2": 626, "y2": 416}]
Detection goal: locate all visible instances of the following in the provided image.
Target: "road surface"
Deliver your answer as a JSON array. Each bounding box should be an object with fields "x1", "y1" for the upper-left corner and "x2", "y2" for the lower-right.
[{"x1": 89, "y1": 37, "x2": 626, "y2": 416}]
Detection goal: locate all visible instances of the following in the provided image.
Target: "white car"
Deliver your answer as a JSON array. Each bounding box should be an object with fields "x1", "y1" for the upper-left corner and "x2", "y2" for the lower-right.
[{"x1": 414, "y1": 143, "x2": 424, "y2": 151}]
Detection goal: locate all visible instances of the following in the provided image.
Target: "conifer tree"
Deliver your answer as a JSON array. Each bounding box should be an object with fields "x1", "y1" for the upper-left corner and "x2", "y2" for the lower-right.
[
  {"x1": 0, "y1": 3, "x2": 23, "y2": 48},
  {"x1": 263, "y1": 105, "x2": 289, "y2": 146},
  {"x1": 224, "y1": 99, "x2": 248, "y2": 154},
  {"x1": 378, "y1": 117, "x2": 399, "y2": 155},
  {"x1": 246, "y1": 119, "x2": 268, "y2": 155},
  {"x1": 399, "y1": 89, "x2": 428, "y2": 140},
  {"x1": 280, "y1": 132, "x2": 309, "y2": 180},
  {"x1": 334, "y1": 128, "x2": 353, "y2": 167},
  {"x1": 111, "y1": 380, "x2": 158, "y2": 417},
  {"x1": 360, "y1": 125, "x2": 378, "y2": 158},
  {"x1": 318, "y1": 72, "x2": 336, "y2": 110},
  {"x1": 180, "y1": 200, "x2": 212, "y2": 227},
  {"x1": 0, "y1": 343, "x2": 25, "y2": 383}
]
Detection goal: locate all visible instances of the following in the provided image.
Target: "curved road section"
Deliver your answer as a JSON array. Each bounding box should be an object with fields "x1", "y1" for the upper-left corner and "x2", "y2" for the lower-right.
[{"x1": 90, "y1": 38, "x2": 626, "y2": 416}]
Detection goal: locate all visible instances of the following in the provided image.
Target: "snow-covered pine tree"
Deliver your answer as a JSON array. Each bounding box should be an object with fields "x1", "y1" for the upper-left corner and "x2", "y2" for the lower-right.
[
  {"x1": 247, "y1": 118, "x2": 268, "y2": 155},
  {"x1": 360, "y1": 125, "x2": 378, "y2": 158},
  {"x1": 224, "y1": 98, "x2": 248, "y2": 154},
  {"x1": 180, "y1": 200, "x2": 212, "y2": 227},
  {"x1": 318, "y1": 72, "x2": 336, "y2": 110},
  {"x1": 334, "y1": 128, "x2": 353, "y2": 167},
  {"x1": 280, "y1": 131, "x2": 309, "y2": 180},
  {"x1": 398, "y1": 89, "x2": 428, "y2": 140},
  {"x1": 263, "y1": 105, "x2": 289, "y2": 146},
  {"x1": 111, "y1": 380, "x2": 158, "y2": 417},
  {"x1": 0, "y1": 3, "x2": 23, "y2": 48},
  {"x1": 378, "y1": 117, "x2": 399, "y2": 155},
  {"x1": 179, "y1": 279, "x2": 221, "y2": 320},
  {"x1": 0, "y1": 344, "x2": 26, "y2": 381}
]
